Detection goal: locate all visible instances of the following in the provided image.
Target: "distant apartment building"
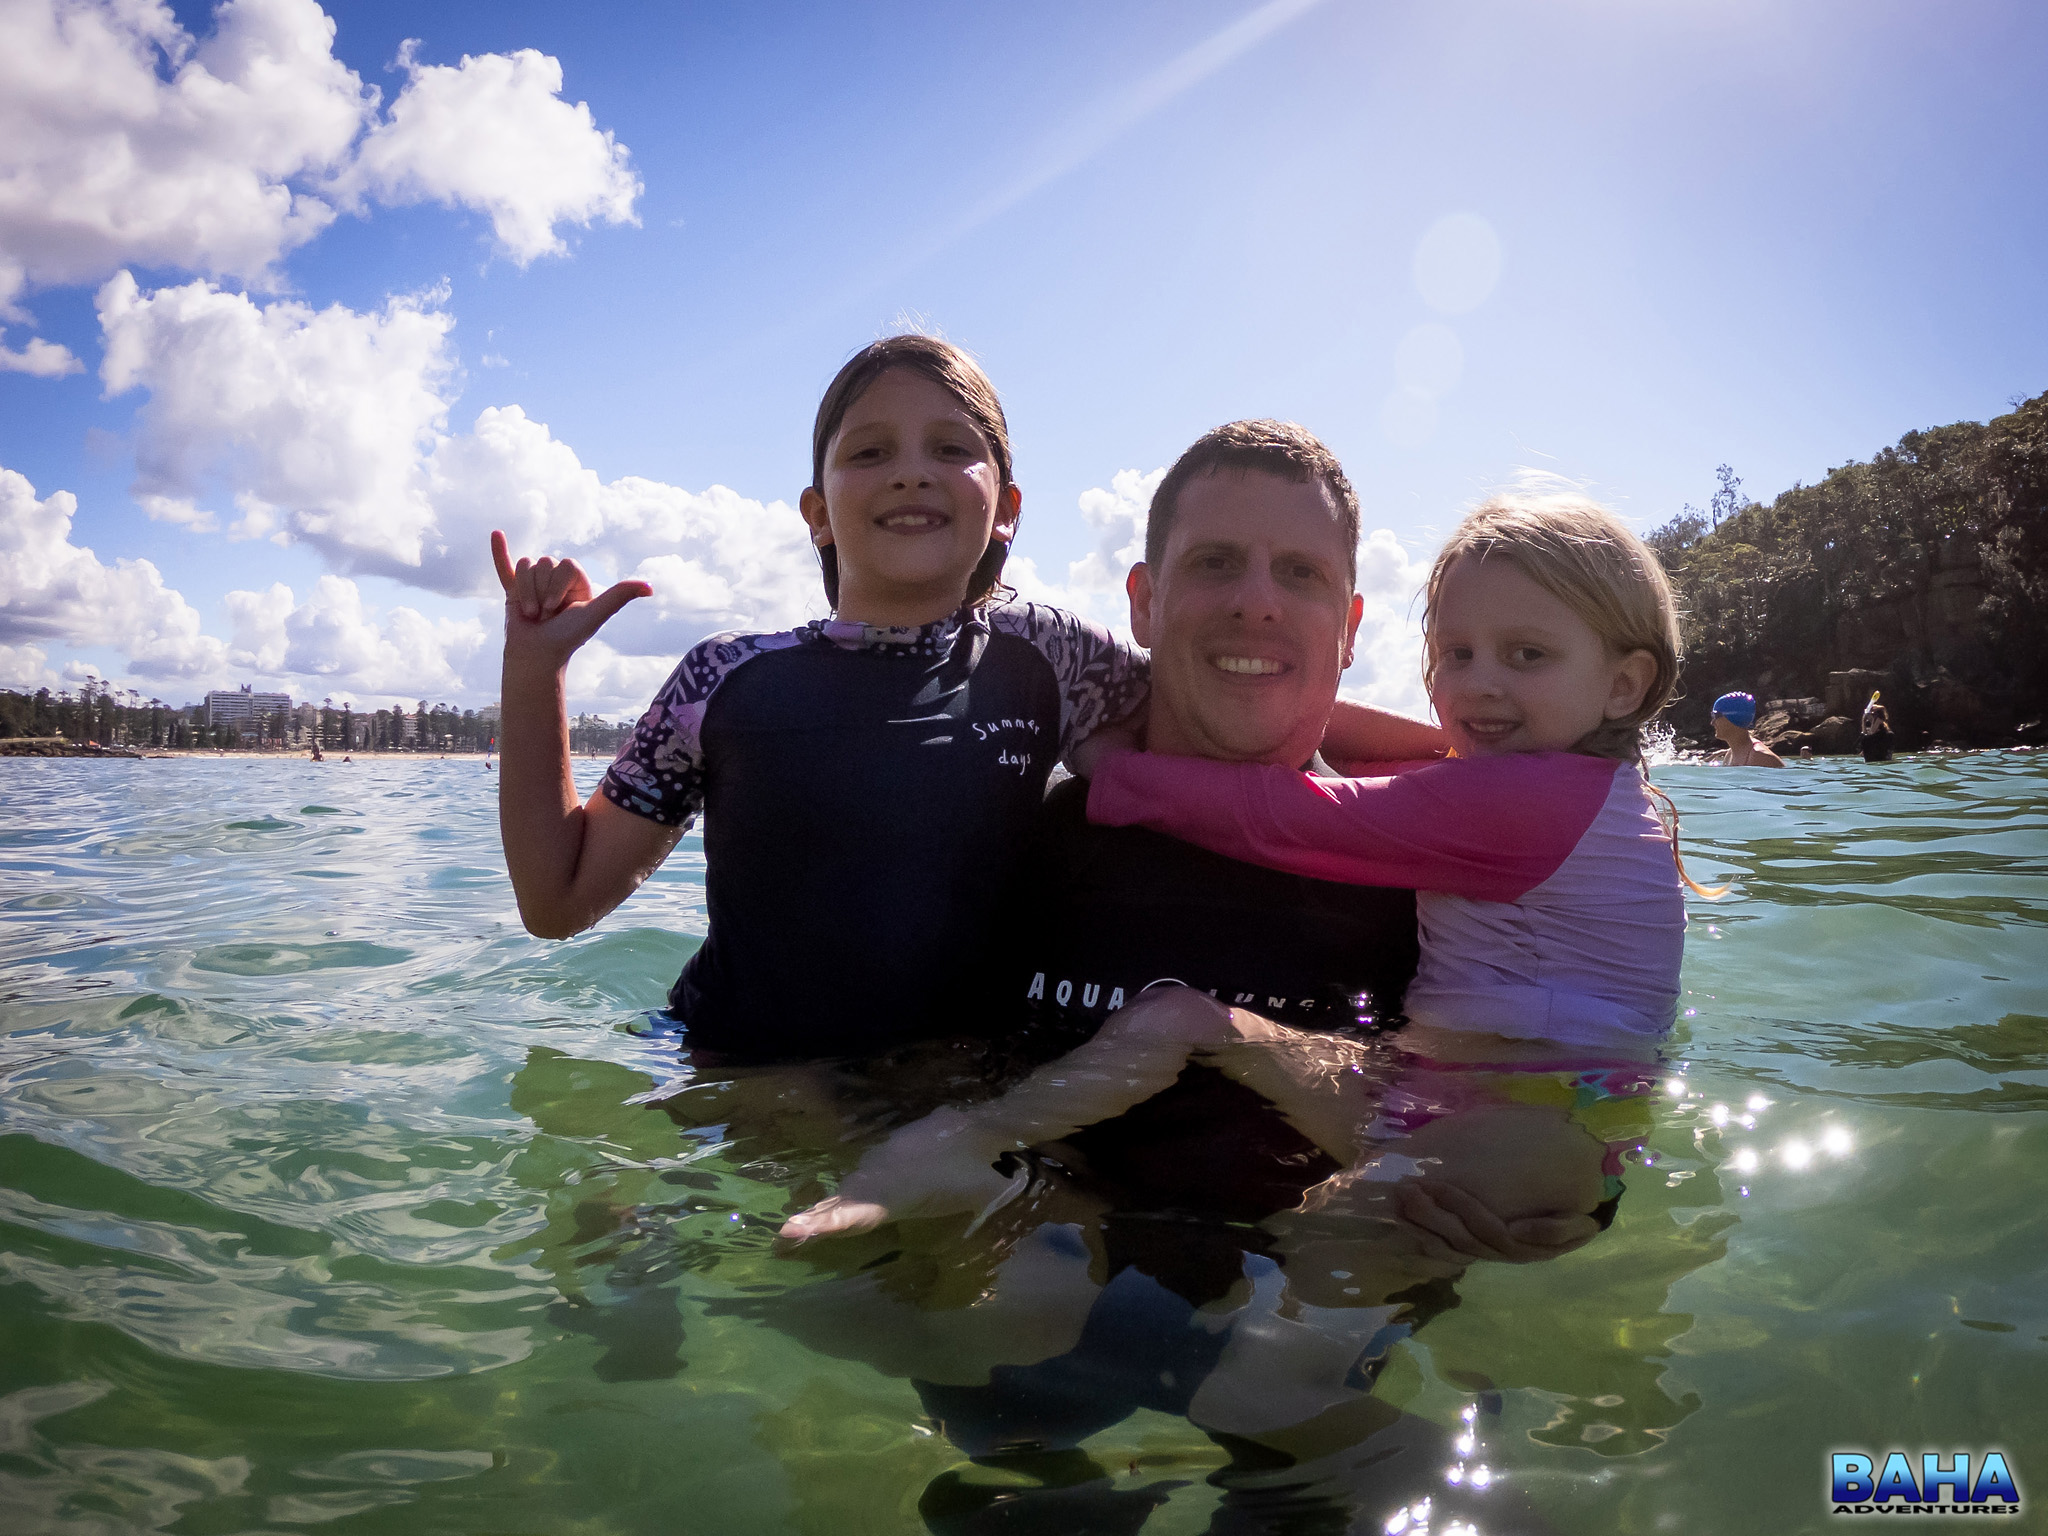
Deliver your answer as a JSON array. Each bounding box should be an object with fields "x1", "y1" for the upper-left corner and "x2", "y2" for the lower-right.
[{"x1": 205, "y1": 685, "x2": 292, "y2": 730}]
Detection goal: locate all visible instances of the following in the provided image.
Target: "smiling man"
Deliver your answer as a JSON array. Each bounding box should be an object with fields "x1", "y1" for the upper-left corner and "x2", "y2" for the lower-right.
[
  {"x1": 1130, "y1": 421, "x2": 1366, "y2": 769},
  {"x1": 907, "y1": 424, "x2": 1449, "y2": 1519},
  {"x1": 1009, "y1": 418, "x2": 1419, "y2": 1037}
]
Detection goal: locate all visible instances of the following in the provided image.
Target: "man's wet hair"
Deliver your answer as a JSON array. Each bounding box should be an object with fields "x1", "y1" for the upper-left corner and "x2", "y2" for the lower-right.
[{"x1": 1143, "y1": 419, "x2": 1362, "y2": 589}]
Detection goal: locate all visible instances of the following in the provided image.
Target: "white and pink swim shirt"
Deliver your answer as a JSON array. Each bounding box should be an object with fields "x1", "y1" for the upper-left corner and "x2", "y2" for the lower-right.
[{"x1": 1087, "y1": 751, "x2": 1686, "y2": 1046}]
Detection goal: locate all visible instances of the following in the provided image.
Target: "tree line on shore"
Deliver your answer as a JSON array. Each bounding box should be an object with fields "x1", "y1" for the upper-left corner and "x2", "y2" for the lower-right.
[
  {"x1": 0, "y1": 683, "x2": 630, "y2": 756},
  {"x1": 10, "y1": 386, "x2": 2042, "y2": 762},
  {"x1": 1650, "y1": 386, "x2": 2047, "y2": 749}
]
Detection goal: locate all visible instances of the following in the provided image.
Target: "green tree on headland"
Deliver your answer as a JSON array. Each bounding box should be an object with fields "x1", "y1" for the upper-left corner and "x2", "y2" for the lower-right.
[{"x1": 1651, "y1": 388, "x2": 2048, "y2": 746}]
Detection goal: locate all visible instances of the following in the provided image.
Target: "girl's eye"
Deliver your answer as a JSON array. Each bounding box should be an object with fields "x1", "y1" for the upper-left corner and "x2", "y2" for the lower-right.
[
  {"x1": 1511, "y1": 647, "x2": 1546, "y2": 664},
  {"x1": 1443, "y1": 646, "x2": 1474, "y2": 663}
]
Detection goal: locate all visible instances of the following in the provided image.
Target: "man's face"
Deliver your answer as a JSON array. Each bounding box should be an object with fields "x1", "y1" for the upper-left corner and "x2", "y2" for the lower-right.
[{"x1": 1127, "y1": 468, "x2": 1363, "y2": 766}]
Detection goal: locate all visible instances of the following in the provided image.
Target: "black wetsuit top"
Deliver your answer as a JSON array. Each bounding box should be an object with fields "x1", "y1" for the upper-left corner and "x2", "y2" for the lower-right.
[
  {"x1": 601, "y1": 603, "x2": 1146, "y2": 1058},
  {"x1": 994, "y1": 774, "x2": 1421, "y2": 1304},
  {"x1": 1005, "y1": 774, "x2": 1419, "y2": 1035}
]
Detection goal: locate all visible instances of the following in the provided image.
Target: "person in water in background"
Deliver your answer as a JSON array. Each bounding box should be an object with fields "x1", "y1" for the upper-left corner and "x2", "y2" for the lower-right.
[
  {"x1": 1709, "y1": 690, "x2": 1784, "y2": 767},
  {"x1": 1861, "y1": 689, "x2": 1894, "y2": 762},
  {"x1": 493, "y1": 340, "x2": 1429, "y2": 1061}
]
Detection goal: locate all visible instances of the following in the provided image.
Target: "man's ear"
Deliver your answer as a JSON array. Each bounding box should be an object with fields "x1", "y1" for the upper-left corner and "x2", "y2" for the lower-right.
[
  {"x1": 991, "y1": 482, "x2": 1022, "y2": 546},
  {"x1": 798, "y1": 487, "x2": 833, "y2": 547},
  {"x1": 1339, "y1": 591, "x2": 1364, "y2": 670},
  {"x1": 1126, "y1": 562, "x2": 1155, "y2": 648},
  {"x1": 1605, "y1": 649, "x2": 1658, "y2": 720}
]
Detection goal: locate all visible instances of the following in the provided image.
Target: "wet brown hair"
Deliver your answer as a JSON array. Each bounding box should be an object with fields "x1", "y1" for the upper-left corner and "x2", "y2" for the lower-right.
[
  {"x1": 809, "y1": 335, "x2": 1015, "y2": 611},
  {"x1": 1144, "y1": 419, "x2": 1361, "y2": 588}
]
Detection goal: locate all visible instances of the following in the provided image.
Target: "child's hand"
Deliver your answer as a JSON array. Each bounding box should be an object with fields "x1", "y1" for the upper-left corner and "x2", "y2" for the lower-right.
[
  {"x1": 776, "y1": 1108, "x2": 1026, "y2": 1244},
  {"x1": 493, "y1": 530, "x2": 651, "y2": 675},
  {"x1": 1392, "y1": 1178, "x2": 1599, "y2": 1264},
  {"x1": 1066, "y1": 707, "x2": 1145, "y2": 780},
  {"x1": 776, "y1": 1194, "x2": 896, "y2": 1243}
]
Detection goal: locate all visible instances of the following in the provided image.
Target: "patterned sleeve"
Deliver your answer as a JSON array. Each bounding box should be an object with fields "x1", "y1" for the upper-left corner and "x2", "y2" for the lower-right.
[
  {"x1": 989, "y1": 601, "x2": 1149, "y2": 758},
  {"x1": 599, "y1": 629, "x2": 800, "y2": 828}
]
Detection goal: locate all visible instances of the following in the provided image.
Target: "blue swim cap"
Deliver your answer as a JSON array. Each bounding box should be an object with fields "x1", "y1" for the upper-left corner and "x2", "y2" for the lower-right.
[{"x1": 1711, "y1": 691, "x2": 1757, "y2": 728}]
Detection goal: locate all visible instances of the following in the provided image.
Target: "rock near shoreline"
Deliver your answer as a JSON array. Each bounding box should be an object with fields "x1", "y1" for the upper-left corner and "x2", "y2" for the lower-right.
[{"x1": 0, "y1": 738, "x2": 146, "y2": 759}]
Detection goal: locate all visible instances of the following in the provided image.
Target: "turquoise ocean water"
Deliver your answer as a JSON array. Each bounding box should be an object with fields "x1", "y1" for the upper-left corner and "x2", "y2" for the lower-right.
[{"x1": 0, "y1": 754, "x2": 2042, "y2": 1533}]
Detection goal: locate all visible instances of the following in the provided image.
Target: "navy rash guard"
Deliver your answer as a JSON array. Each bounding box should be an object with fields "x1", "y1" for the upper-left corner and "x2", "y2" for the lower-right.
[{"x1": 601, "y1": 601, "x2": 1146, "y2": 1058}]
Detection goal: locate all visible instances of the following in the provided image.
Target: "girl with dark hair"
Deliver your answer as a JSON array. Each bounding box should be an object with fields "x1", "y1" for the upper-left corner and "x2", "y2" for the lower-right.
[{"x1": 493, "y1": 335, "x2": 1150, "y2": 1059}]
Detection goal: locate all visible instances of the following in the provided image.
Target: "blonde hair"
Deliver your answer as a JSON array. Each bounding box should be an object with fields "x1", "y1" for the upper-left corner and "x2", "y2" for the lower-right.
[
  {"x1": 1424, "y1": 492, "x2": 1721, "y2": 896},
  {"x1": 1423, "y1": 492, "x2": 1681, "y2": 766}
]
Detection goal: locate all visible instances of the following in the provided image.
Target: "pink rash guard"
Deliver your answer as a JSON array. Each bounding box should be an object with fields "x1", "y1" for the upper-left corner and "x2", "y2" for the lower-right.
[{"x1": 1086, "y1": 752, "x2": 1685, "y2": 1045}]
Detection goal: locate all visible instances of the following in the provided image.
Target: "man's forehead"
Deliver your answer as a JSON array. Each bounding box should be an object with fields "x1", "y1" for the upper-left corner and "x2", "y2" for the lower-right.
[{"x1": 1164, "y1": 468, "x2": 1347, "y2": 554}]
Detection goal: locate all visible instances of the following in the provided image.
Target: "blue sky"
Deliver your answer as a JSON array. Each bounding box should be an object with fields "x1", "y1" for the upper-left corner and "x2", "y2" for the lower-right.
[{"x1": 3, "y1": 0, "x2": 2043, "y2": 717}]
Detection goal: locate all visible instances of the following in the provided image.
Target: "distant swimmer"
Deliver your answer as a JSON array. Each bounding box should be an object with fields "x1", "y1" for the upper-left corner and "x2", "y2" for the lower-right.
[
  {"x1": 1710, "y1": 692, "x2": 1784, "y2": 767},
  {"x1": 1860, "y1": 690, "x2": 1894, "y2": 762}
]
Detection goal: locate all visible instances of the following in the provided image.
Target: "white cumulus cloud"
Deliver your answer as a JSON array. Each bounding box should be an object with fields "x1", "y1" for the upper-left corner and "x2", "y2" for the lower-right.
[
  {"x1": 0, "y1": 0, "x2": 363, "y2": 317},
  {"x1": 0, "y1": 642, "x2": 61, "y2": 691},
  {"x1": 96, "y1": 274, "x2": 827, "y2": 650},
  {"x1": 235, "y1": 572, "x2": 487, "y2": 703},
  {"x1": 336, "y1": 42, "x2": 641, "y2": 264},
  {"x1": 210, "y1": 571, "x2": 488, "y2": 709},
  {"x1": 0, "y1": 459, "x2": 495, "y2": 707},
  {"x1": 0, "y1": 462, "x2": 230, "y2": 679},
  {"x1": 0, "y1": 0, "x2": 638, "y2": 328},
  {"x1": 1006, "y1": 466, "x2": 1165, "y2": 636},
  {"x1": 1339, "y1": 527, "x2": 1431, "y2": 719},
  {"x1": 99, "y1": 271, "x2": 455, "y2": 549},
  {"x1": 0, "y1": 333, "x2": 84, "y2": 376}
]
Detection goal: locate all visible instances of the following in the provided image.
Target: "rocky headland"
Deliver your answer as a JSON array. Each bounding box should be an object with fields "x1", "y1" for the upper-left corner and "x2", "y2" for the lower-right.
[{"x1": 1652, "y1": 389, "x2": 2047, "y2": 754}]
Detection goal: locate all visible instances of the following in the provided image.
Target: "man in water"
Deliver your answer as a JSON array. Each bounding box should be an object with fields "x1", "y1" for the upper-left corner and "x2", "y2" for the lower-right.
[
  {"x1": 1008, "y1": 419, "x2": 1432, "y2": 1035},
  {"x1": 1708, "y1": 691, "x2": 1784, "y2": 766},
  {"x1": 904, "y1": 422, "x2": 1580, "y2": 1531}
]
